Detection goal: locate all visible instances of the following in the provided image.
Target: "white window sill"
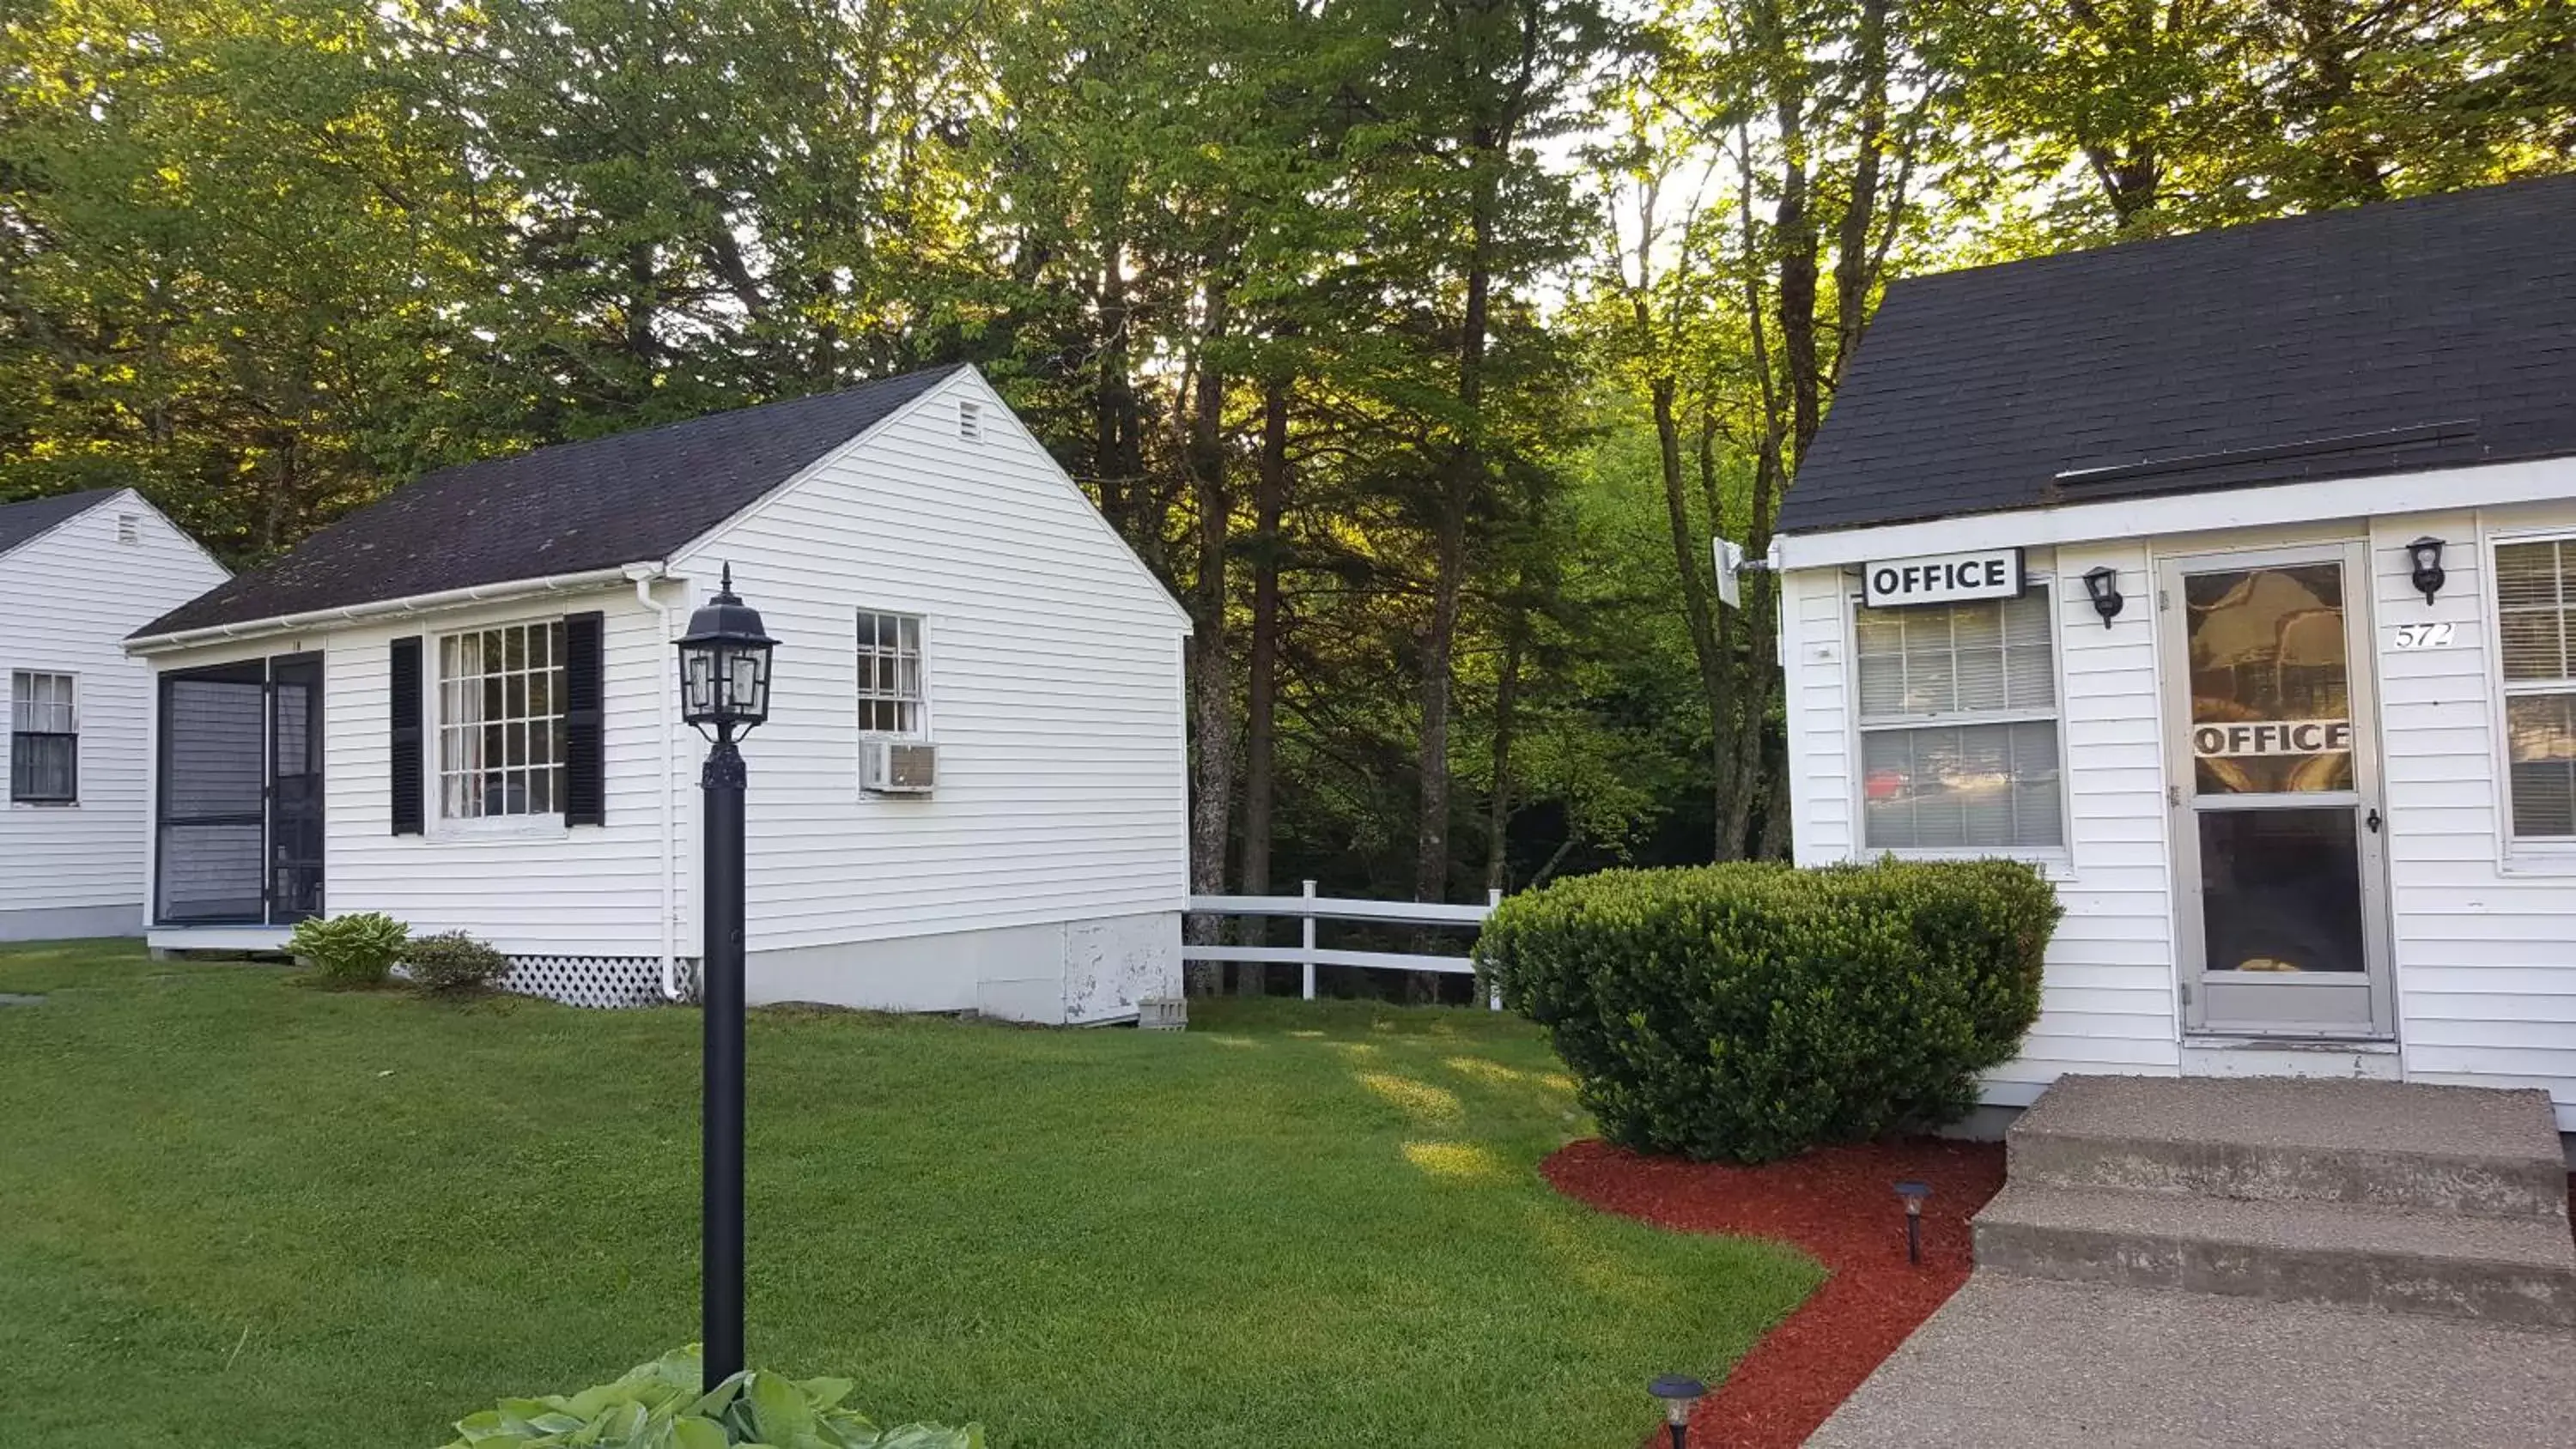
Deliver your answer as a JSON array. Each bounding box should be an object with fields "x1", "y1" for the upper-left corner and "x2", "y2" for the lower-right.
[
  {"x1": 2499, "y1": 846, "x2": 2576, "y2": 877},
  {"x1": 428, "y1": 815, "x2": 569, "y2": 843},
  {"x1": 9, "y1": 800, "x2": 79, "y2": 809}
]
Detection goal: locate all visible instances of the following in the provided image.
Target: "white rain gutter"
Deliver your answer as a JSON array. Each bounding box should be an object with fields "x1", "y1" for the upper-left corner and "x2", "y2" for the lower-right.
[
  {"x1": 630, "y1": 566, "x2": 688, "y2": 1003},
  {"x1": 125, "y1": 564, "x2": 659, "y2": 655}
]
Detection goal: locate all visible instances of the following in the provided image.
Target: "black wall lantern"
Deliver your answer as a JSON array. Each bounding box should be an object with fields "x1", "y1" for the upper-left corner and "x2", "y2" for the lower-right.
[
  {"x1": 2409, "y1": 537, "x2": 2447, "y2": 606},
  {"x1": 2082, "y1": 566, "x2": 2123, "y2": 627},
  {"x1": 674, "y1": 563, "x2": 777, "y2": 1391}
]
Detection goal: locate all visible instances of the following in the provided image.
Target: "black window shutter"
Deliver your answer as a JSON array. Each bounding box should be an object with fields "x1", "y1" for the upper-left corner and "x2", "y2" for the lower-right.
[
  {"x1": 563, "y1": 611, "x2": 605, "y2": 827},
  {"x1": 389, "y1": 636, "x2": 424, "y2": 836}
]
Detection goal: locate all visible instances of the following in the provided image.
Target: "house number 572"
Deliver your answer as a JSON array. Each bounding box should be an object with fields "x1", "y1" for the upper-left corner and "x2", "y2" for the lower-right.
[{"x1": 2392, "y1": 621, "x2": 2456, "y2": 650}]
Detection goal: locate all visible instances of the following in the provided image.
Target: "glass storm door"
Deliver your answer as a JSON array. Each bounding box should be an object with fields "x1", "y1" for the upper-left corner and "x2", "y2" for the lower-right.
[
  {"x1": 268, "y1": 653, "x2": 325, "y2": 923},
  {"x1": 2160, "y1": 543, "x2": 2393, "y2": 1038},
  {"x1": 155, "y1": 654, "x2": 325, "y2": 926},
  {"x1": 158, "y1": 662, "x2": 270, "y2": 924}
]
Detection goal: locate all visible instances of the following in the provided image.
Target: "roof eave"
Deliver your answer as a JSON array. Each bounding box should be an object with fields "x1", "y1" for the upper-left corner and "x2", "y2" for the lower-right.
[{"x1": 125, "y1": 561, "x2": 665, "y2": 656}]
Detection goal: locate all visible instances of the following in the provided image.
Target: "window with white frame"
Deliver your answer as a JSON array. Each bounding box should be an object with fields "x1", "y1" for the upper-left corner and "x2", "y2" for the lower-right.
[
  {"x1": 1855, "y1": 587, "x2": 2064, "y2": 850},
  {"x1": 856, "y1": 611, "x2": 926, "y2": 736},
  {"x1": 10, "y1": 670, "x2": 76, "y2": 803},
  {"x1": 436, "y1": 621, "x2": 566, "y2": 820},
  {"x1": 2495, "y1": 538, "x2": 2576, "y2": 840}
]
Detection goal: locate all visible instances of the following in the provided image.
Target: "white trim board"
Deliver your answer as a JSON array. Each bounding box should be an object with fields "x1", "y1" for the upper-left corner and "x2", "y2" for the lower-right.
[{"x1": 1775, "y1": 455, "x2": 2576, "y2": 570}]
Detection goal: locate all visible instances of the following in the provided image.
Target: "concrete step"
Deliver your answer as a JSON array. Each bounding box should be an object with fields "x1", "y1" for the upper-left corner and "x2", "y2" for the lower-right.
[
  {"x1": 1974, "y1": 1180, "x2": 2576, "y2": 1329},
  {"x1": 2008, "y1": 1075, "x2": 2569, "y2": 1220}
]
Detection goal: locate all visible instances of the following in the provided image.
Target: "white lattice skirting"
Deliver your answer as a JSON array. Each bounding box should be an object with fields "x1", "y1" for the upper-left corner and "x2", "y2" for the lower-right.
[{"x1": 497, "y1": 955, "x2": 696, "y2": 1009}]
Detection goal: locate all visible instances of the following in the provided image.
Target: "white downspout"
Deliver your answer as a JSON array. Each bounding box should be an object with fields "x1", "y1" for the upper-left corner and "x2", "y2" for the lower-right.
[{"x1": 631, "y1": 567, "x2": 687, "y2": 1002}]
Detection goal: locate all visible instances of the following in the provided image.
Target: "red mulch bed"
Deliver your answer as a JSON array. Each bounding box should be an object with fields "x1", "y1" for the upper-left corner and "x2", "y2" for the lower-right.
[{"x1": 1545, "y1": 1137, "x2": 2007, "y2": 1449}]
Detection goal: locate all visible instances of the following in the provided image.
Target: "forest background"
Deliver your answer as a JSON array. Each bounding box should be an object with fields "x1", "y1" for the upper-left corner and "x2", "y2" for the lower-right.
[{"x1": 5, "y1": 0, "x2": 2569, "y2": 966}]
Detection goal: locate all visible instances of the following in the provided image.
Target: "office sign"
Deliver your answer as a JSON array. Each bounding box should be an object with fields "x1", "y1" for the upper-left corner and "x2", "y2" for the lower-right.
[
  {"x1": 1862, "y1": 548, "x2": 2025, "y2": 608},
  {"x1": 2193, "y1": 719, "x2": 2353, "y2": 758}
]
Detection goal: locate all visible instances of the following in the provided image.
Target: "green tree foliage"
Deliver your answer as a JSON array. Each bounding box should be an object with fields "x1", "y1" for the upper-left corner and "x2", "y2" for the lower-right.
[{"x1": 2, "y1": 0, "x2": 2567, "y2": 950}]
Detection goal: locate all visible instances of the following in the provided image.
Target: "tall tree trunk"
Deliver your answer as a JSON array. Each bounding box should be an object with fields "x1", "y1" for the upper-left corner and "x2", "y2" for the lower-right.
[
  {"x1": 1773, "y1": 95, "x2": 1821, "y2": 462},
  {"x1": 1722, "y1": 120, "x2": 1792, "y2": 861},
  {"x1": 1650, "y1": 371, "x2": 1731, "y2": 858},
  {"x1": 1415, "y1": 505, "x2": 1466, "y2": 900},
  {"x1": 1485, "y1": 607, "x2": 1523, "y2": 894},
  {"x1": 1095, "y1": 231, "x2": 1135, "y2": 537},
  {"x1": 1184, "y1": 284, "x2": 1235, "y2": 992},
  {"x1": 1237, "y1": 371, "x2": 1290, "y2": 924},
  {"x1": 1415, "y1": 161, "x2": 1497, "y2": 921},
  {"x1": 1832, "y1": 0, "x2": 1890, "y2": 371}
]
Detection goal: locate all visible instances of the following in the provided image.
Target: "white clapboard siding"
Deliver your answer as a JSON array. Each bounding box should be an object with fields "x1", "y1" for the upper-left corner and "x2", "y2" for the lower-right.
[
  {"x1": 0, "y1": 493, "x2": 229, "y2": 935},
  {"x1": 313, "y1": 587, "x2": 690, "y2": 957},
  {"x1": 1780, "y1": 542, "x2": 2183, "y2": 1106},
  {"x1": 148, "y1": 585, "x2": 690, "y2": 960},
  {"x1": 677, "y1": 368, "x2": 1191, "y2": 955},
  {"x1": 2372, "y1": 504, "x2": 2576, "y2": 1128}
]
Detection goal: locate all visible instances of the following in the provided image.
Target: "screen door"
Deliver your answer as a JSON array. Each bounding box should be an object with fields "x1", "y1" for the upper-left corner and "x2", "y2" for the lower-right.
[{"x1": 2160, "y1": 543, "x2": 2392, "y2": 1037}]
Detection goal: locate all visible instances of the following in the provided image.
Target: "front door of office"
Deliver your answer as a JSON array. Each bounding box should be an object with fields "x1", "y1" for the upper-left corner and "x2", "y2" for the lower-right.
[{"x1": 2159, "y1": 543, "x2": 2393, "y2": 1038}]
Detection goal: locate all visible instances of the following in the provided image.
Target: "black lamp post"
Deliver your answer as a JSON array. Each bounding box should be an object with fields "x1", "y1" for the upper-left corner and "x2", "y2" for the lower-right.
[
  {"x1": 675, "y1": 564, "x2": 775, "y2": 1390},
  {"x1": 1648, "y1": 1374, "x2": 1706, "y2": 1449}
]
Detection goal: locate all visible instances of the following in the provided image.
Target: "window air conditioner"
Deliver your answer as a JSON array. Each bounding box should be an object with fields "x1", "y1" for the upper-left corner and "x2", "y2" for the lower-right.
[{"x1": 861, "y1": 739, "x2": 937, "y2": 795}]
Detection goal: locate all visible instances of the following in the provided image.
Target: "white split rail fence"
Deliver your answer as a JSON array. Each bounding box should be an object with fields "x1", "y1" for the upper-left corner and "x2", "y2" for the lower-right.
[{"x1": 1183, "y1": 881, "x2": 1507, "y2": 1008}]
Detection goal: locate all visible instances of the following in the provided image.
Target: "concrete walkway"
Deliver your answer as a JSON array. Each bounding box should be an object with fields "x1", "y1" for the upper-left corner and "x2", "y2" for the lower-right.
[{"x1": 1807, "y1": 1275, "x2": 2576, "y2": 1448}]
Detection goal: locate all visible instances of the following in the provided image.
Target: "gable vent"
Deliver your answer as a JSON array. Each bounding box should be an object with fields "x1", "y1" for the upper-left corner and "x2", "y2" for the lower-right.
[
  {"x1": 117, "y1": 513, "x2": 140, "y2": 545},
  {"x1": 957, "y1": 398, "x2": 984, "y2": 442}
]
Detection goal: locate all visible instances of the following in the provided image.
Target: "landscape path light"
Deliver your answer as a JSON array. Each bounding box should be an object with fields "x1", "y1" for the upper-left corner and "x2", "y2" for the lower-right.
[
  {"x1": 1895, "y1": 1179, "x2": 1932, "y2": 1264},
  {"x1": 1648, "y1": 1373, "x2": 1706, "y2": 1449}
]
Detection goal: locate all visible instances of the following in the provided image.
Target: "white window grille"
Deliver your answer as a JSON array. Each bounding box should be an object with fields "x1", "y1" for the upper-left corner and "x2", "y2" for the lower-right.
[
  {"x1": 10, "y1": 670, "x2": 76, "y2": 803},
  {"x1": 2496, "y1": 538, "x2": 2576, "y2": 839},
  {"x1": 957, "y1": 399, "x2": 984, "y2": 442},
  {"x1": 856, "y1": 611, "x2": 927, "y2": 737},
  {"x1": 436, "y1": 620, "x2": 567, "y2": 820},
  {"x1": 1854, "y1": 588, "x2": 2064, "y2": 850}
]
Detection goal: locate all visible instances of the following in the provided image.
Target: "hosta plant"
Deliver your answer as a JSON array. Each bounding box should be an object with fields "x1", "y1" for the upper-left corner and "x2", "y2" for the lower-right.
[
  {"x1": 440, "y1": 1346, "x2": 984, "y2": 1449},
  {"x1": 288, "y1": 912, "x2": 411, "y2": 988}
]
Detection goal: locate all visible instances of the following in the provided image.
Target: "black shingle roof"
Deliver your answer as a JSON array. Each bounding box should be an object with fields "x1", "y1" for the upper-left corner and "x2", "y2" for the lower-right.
[
  {"x1": 0, "y1": 488, "x2": 119, "y2": 560},
  {"x1": 137, "y1": 366, "x2": 969, "y2": 639},
  {"x1": 1777, "y1": 175, "x2": 2576, "y2": 536}
]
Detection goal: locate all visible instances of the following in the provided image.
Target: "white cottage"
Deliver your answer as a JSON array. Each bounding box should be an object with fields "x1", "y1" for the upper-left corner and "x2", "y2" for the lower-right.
[
  {"x1": 1771, "y1": 176, "x2": 2576, "y2": 1133},
  {"x1": 0, "y1": 489, "x2": 230, "y2": 941},
  {"x1": 126, "y1": 367, "x2": 1192, "y2": 1022}
]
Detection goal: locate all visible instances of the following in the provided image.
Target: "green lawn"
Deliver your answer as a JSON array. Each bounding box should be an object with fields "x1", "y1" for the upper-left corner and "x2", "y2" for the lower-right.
[{"x1": 0, "y1": 941, "x2": 1816, "y2": 1448}]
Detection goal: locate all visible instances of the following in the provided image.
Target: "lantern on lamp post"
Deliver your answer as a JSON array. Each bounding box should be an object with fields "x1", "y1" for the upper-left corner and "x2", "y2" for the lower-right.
[{"x1": 675, "y1": 564, "x2": 775, "y2": 1389}]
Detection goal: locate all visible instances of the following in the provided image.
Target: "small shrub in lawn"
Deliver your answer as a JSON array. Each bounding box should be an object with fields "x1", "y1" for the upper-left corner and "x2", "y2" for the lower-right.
[
  {"x1": 404, "y1": 931, "x2": 509, "y2": 995},
  {"x1": 439, "y1": 1345, "x2": 983, "y2": 1447},
  {"x1": 1477, "y1": 858, "x2": 2059, "y2": 1163},
  {"x1": 288, "y1": 912, "x2": 410, "y2": 989}
]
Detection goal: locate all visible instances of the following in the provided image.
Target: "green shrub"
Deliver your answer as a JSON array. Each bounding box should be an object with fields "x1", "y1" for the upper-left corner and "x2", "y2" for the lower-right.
[
  {"x1": 404, "y1": 931, "x2": 510, "y2": 995},
  {"x1": 1477, "y1": 858, "x2": 2059, "y2": 1163},
  {"x1": 288, "y1": 912, "x2": 410, "y2": 988},
  {"x1": 440, "y1": 1346, "x2": 983, "y2": 1448}
]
